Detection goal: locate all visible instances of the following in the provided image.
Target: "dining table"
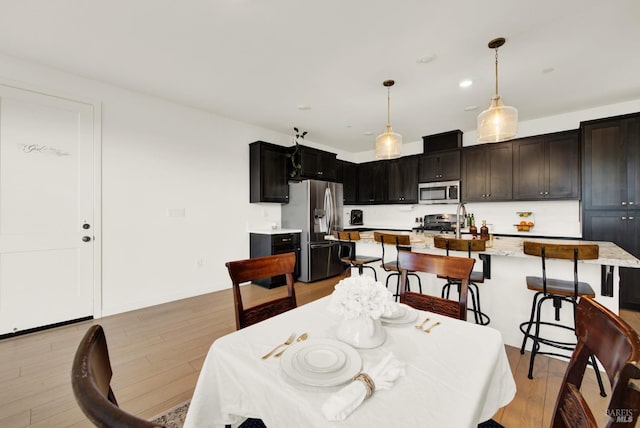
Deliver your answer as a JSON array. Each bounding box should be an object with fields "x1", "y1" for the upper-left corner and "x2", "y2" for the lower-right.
[{"x1": 184, "y1": 295, "x2": 516, "y2": 428}]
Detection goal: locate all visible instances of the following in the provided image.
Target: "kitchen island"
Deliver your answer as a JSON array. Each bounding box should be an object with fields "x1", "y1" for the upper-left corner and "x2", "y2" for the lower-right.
[{"x1": 330, "y1": 231, "x2": 640, "y2": 349}]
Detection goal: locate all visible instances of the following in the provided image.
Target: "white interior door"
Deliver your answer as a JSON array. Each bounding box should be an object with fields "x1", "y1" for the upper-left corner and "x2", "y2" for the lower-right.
[{"x1": 0, "y1": 84, "x2": 96, "y2": 335}]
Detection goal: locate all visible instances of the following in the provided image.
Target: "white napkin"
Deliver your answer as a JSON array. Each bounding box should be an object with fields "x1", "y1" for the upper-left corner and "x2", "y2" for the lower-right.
[{"x1": 321, "y1": 353, "x2": 406, "y2": 421}]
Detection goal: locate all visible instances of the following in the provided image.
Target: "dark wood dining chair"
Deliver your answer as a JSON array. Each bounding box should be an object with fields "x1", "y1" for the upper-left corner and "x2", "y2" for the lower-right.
[
  {"x1": 398, "y1": 251, "x2": 475, "y2": 320},
  {"x1": 225, "y1": 252, "x2": 297, "y2": 330},
  {"x1": 336, "y1": 231, "x2": 381, "y2": 280},
  {"x1": 551, "y1": 297, "x2": 640, "y2": 428},
  {"x1": 71, "y1": 324, "x2": 163, "y2": 428}
]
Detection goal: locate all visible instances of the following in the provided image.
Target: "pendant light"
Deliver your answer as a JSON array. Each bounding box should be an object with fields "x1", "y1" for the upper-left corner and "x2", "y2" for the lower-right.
[
  {"x1": 375, "y1": 80, "x2": 402, "y2": 159},
  {"x1": 477, "y1": 37, "x2": 518, "y2": 142}
]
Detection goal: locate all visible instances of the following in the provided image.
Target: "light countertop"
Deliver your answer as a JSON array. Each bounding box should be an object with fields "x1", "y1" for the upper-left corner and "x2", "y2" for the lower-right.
[
  {"x1": 331, "y1": 230, "x2": 640, "y2": 268},
  {"x1": 248, "y1": 228, "x2": 302, "y2": 235}
]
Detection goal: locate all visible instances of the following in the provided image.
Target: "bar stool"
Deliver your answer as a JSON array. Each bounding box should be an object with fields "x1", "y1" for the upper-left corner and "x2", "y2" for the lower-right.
[
  {"x1": 433, "y1": 236, "x2": 490, "y2": 325},
  {"x1": 373, "y1": 232, "x2": 422, "y2": 301},
  {"x1": 336, "y1": 231, "x2": 381, "y2": 280},
  {"x1": 519, "y1": 241, "x2": 606, "y2": 397}
]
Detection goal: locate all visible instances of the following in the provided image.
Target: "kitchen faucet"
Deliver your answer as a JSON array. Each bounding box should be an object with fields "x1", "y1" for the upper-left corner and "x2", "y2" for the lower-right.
[{"x1": 456, "y1": 202, "x2": 467, "y2": 239}]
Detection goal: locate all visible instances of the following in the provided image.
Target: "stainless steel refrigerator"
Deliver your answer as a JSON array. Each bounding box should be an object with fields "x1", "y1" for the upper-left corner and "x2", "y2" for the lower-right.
[{"x1": 281, "y1": 180, "x2": 344, "y2": 282}]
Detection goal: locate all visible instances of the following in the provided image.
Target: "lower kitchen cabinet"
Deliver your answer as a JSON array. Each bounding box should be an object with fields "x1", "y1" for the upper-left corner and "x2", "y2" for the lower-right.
[
  {"x1": 583, "y1": 210, "x2": 640, "y2": 309},
  {"x1": 249, "y1": 232, "x2": 301, "y2": 288}
]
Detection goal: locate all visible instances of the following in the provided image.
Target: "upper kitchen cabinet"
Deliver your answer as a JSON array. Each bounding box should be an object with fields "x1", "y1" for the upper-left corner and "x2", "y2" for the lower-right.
[
  {"x1": 513, "y1": 130, "x2": 580, "y2": 200},
  {"x1": 418, "y1": 149, "x2": 461, "y2": 182},
  {"x1": 357, "y1": 160, "x2": 387, "y2": 204},
  {"x1": 288, "y1": 144, "x2": 339, "y2": 182},
  {"x1": 582, "y1": 113, "x2": 640, "y2": 211},
  {"x1": 339, "y1": 160, "x2": 358, "y2": 204},
  {"x1": 250, "y1": 141, "x2": 289, "y2": 203},
  {"x1": 462, "y1": 142, "x2": 513, "y2": 202},
  {"x1": 387, "y1": 155, "x2": 419, "y2": 203}
]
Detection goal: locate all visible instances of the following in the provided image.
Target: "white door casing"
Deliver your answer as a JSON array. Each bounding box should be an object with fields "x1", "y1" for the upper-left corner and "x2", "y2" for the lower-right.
[{"x1": 0, "y1": 83, "x2": 101, "y2": 335}]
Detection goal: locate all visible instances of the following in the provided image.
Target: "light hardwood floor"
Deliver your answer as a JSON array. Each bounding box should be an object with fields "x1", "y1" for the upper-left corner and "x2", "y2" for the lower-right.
[{"x1": 1, "y1": 276, "x2": 638, "y2": 428}]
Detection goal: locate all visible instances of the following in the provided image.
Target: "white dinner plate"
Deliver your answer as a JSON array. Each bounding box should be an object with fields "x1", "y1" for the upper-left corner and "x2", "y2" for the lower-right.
[
  {"x1": 380, "y1": 304, "x2": 419, "y2": 324},
  {"x1": 281, "y1": 338, "x2": 362, "y2": 387}
]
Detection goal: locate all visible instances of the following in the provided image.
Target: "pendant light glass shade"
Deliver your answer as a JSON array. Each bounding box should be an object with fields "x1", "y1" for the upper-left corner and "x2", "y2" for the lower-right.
[
  {"x1": 477, "y1": 95, "x2": 518, "y2": 142},
  {"x1": 375, "y1": 80, "x2": 402, "y2": 159},
  {"x1": 477, "y1": 37, "x2": 518, "y2": 142},
  {"x1": 375, "y1": 124, "x2": 402, "y2": 159}
]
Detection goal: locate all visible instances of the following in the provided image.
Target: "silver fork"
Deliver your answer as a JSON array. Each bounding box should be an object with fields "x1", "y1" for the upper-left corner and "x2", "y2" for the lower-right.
[{"x1": 261, "y1": 333, "x2": 296, "y2": 359}]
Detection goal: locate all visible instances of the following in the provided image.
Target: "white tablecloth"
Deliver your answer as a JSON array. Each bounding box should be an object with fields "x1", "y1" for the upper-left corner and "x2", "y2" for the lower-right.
[{"x1": 184, "y1": 297, "x2": 516, "y2": 428}]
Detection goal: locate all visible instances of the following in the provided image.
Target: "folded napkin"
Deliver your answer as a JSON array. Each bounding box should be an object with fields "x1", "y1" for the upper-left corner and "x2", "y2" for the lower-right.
[{"x1": 321, "y1": 353, "x2": 406, "y2": 421}]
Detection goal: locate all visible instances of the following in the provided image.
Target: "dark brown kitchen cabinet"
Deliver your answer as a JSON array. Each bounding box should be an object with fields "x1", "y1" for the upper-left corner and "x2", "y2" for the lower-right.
[
  {"x1": 250, "y1": 232, "x2": 301, "y2": 288},
  {"x1": 513, "y1": 130, "x2": 580, "y2": 200},
  {"x1": 250, "y1": 141, "x2": 289, "y2": 203},
  {"x1": 339, "y1": 160, "x2": 358, "y2": 204},
  {"x1": 387, "y1": 156, "x2": 419, "y2": 203},
  {"x1": 289, "y1": 145, "x2": 339, "y2": 182},
  {"x1": 461, "y1": 142, "x2": 512, "y2": 202},
  {"x1": 418, "y1": 149, "x2": 461, "y2": 182},
  {"x1": 357, "y1": 161, "x2": 387, "y2": 204},
  {"x1": 581, "y1": 112, "x2": 640, "y2": 309}
]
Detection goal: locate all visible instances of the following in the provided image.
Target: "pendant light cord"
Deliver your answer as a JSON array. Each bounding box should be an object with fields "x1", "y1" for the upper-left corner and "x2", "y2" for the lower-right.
[
  {"x1": 494, "y1": 47, "x2": 499, "y2": 97},
  {"x1": 386, "y1": 86, "x2": 391, "y2": 126}
]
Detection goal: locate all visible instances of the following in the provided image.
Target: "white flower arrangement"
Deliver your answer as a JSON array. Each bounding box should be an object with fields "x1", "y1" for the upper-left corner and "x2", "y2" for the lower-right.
[{"x1": 328, "y1": 274, "x2": 394, "y2": 320}]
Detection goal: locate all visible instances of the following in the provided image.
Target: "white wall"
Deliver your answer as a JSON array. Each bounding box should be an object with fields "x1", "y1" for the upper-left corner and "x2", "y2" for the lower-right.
[{"x1": 0, "y1": 53, "x2": 290, "y2": 316}]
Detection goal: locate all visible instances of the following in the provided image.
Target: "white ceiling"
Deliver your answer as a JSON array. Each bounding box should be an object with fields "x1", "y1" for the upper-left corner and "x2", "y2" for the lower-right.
[{"x1": 0, "y1": 1, "x2": 639, "y2": 153}]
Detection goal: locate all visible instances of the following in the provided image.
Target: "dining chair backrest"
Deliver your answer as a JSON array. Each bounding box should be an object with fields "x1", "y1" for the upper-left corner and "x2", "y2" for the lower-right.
[
  {"x1": 551, "y1": 297, "x2": 640, "y2": 428},
  {"x1": 71, "y1": 325, "x2": 163, "y2": 428},
  {"x1": 397, "y1": 251, "x2": 475, "y2": 320},
  {"x1": 373, "y1": 231, "x2": 411, "y2": 247},
  {"x1": 225, "y1": 252, "x2": 297, "y2": 329}
]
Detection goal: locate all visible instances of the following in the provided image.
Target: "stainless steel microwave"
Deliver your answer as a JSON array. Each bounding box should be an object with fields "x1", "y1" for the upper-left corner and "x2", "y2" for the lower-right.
[{"x1": 418, "y1": 180, "x2": 460, "y2": 204}]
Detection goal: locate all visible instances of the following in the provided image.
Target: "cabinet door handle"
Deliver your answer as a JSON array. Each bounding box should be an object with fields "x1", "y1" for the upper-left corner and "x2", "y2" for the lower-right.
[
  {"x1": 317, "y1": 171, "x2": 323, "y2": 176},
  {"x1": 622, "y1": 201, "x2": 627, "y2": 206},
  {"x1": 539, "y1": 192, "x2": 544, "y2": 195},
  {"x1": 630, "y1": 201, "x2": 636, "y2": 205},
  {"x1": 622, "y1": 216, "x2": 627, "y2": 220},
  {"x1": 629, "y1": 216, "x2": 635, "y2": 220}
]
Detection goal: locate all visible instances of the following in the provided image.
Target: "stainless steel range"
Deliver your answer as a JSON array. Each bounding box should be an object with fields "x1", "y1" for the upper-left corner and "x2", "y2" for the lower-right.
[{"x1": 414, "y1": 214, "x2": 465, "y2": 233}]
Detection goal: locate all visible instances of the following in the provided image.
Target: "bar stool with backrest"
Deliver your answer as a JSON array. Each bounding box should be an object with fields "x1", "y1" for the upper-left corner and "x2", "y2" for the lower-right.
[
  {"x1": 519, "y1": 241, "x2": 606, "y2": 397},
  {"x1": 433, "y1": 236, "x2": 490, "y2": 325},
  {"x1": 373, "y1": 231, "x2": 422, "y2": 301},
  {"x1": 433, "y1": 236, "x2": 491, "y2": 325},
  {"x1": 336, "y1": 231, "x2": 381, "y2": 280}
]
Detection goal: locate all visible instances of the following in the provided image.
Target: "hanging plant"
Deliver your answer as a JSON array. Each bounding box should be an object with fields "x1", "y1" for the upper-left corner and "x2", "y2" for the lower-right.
[{"x1": 287, "y1": 127, "x2": 307, "y2": 178}]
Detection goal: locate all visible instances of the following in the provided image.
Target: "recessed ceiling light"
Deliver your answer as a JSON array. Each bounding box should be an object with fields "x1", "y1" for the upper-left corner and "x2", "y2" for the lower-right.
[
  {"x1": 416, "y1": 54, "x2": 436, "y2": 64},
  {"x1": 464, "y1": 105, "x2": 478, "y2": 111},
  {"x1": 363, "y1": 131, "x2": 373, "y2": 136},
  {"x1": 459, "y1": 79, "x2": 473, "y2": 88},
  {"x1": 296, "y1": 104, "x2": 311, "y2": 110},
  {"x1": 542, "y1": 67, "x2": 555, "y2": 74}
]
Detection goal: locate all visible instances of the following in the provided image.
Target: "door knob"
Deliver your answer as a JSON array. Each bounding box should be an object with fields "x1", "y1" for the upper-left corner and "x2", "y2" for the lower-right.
[
  {"x1": 83, "y1": 223, "x2": 91, "y2": 229},
  {"x1": 82, "y1": 236, "x2": 92, "y2": 242}
]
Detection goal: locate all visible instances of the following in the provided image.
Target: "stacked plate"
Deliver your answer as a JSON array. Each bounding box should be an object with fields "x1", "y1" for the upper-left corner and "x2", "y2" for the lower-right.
[
  {"x1": 380, "y1": 303, "x2": 418, "y2": 324},
  {"x1": 280, "y1": 338, "x2": 362, "y2": 386}
]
